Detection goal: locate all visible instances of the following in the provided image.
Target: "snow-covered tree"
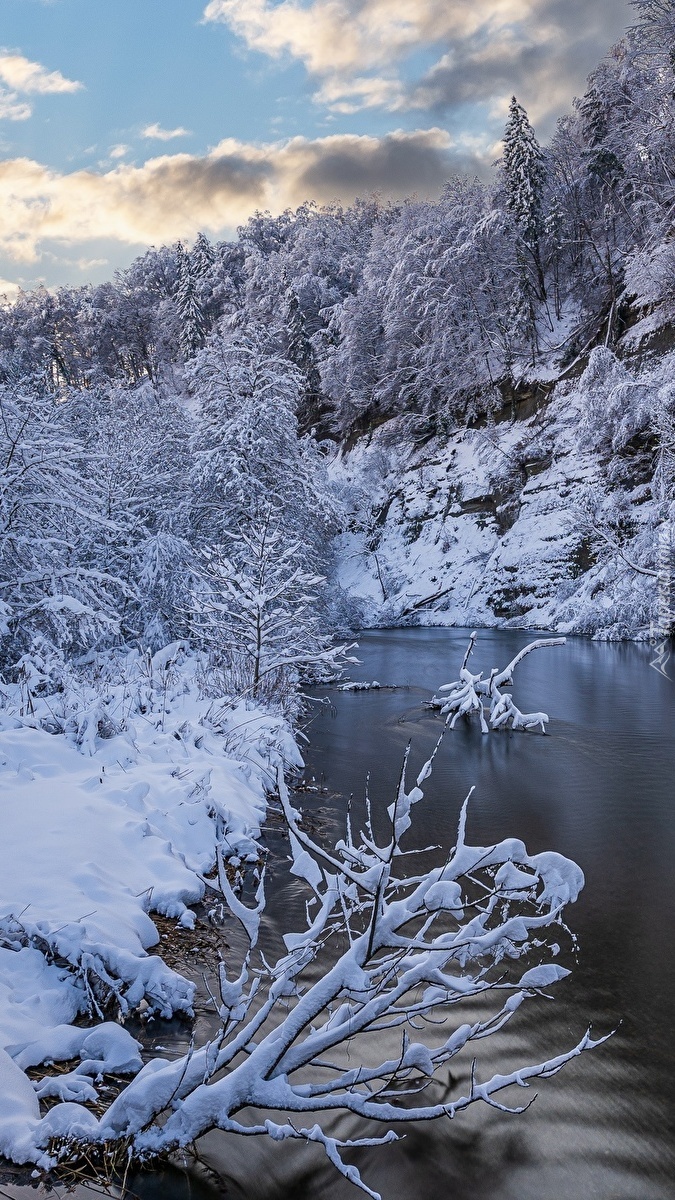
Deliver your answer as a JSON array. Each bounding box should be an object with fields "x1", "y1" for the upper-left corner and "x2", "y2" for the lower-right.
[
  {"x1": 175, "y1": 242, "x2": 206, "y2": 360},
  {"x1": 191, "y1": 231, "x2": 216, "y2": 278},
  {"x1": 0, "y1": 384, "x2": 129, "y2": 663},
  {"x1": 501, "y1": 96, "x2": 550, "y2": 347},
  {"x1": 135, "y1": 530, "x2": 196, "y2": 650},
  {"x1": 502, "y1": 97, "x2": 546, "y2": 249},
  {"x1": 188, "y1": 324, "x2": 341, "y2": 558},
  {"x1": 64, "y1": 380, "x2": 194, "y2": 646},
  {"x1": 193, "y1": 513, "x2": 353, "y2": 707}
]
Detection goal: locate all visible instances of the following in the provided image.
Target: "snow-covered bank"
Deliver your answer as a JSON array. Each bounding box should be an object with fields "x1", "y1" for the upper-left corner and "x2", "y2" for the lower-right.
[
  {"x1": 335, "y1": 349, "x2": 670, "y2": 640},
  {"x1": 0, "y1": 644, "x2": 300, "y2": 1165}
]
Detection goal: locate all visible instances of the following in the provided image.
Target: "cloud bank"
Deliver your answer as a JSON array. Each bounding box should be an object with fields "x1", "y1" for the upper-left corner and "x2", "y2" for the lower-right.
[
  {"x1": 0, "y1": 129, "x2": 486, "y2": 264},
  {"x1": 203, "y1": 0, "x2": 631, "y2": 133}
]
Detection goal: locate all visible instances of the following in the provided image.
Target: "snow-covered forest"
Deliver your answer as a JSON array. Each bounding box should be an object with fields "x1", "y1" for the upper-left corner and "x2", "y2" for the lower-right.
[
  {"x1": 0, "y1": 0, "x2": 672, "y2": 667},
  {"x1": 0, "y1": 1, "x2": 672, "y2": 1189}
]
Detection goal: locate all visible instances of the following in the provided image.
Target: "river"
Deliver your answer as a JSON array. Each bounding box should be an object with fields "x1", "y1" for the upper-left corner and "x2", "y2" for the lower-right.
[{"x1": 3, "y1": 628, "x2": 674, "y2": 1200}]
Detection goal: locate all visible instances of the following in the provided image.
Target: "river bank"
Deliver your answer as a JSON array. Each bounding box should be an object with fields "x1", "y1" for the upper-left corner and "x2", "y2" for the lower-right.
[
  {"x1": 332, "y1": 351, "x2": 672, "y2": 642},
  {"x1": 0, "y1": 644, "x2": 300, "y2": 1170}
]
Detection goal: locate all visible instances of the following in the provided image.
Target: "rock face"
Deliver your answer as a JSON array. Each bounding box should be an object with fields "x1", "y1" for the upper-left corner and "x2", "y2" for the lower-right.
[{"x1": 333, "y1": 360, "x2": 662, "y2": 639}]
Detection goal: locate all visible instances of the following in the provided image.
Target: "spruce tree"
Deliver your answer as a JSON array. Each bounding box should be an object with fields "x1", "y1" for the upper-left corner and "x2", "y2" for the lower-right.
[
  {"x1": 284, "y1": 288, "x2": 322, "y2": 431},
  {"x1": 502, "y1": 97, "x2": 548, "y2": 338},
  {"x1": 502, "y1": 97, "x2": 546, "y2": 249},
  {"x1": 191, "y1": 231, "x2": 215, "y2": 278},
  {"x1": 175, "y1": 242, "x2": 206, "y2": 360}
]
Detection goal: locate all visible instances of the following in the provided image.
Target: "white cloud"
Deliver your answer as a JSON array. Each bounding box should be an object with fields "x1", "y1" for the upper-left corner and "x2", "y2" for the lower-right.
[
  {"x1": 315, "y1": 74, "x2": 406, "y2": 114},
  {"x1": 0, "y1": 51, "x2": 83, "y2": 122},
  {"x1": 0, "y1": 91, "x2": 31, "y2": 121},
  {"x1": 109, "y1": 144, "x2": 129, "y2": 160},
  {"x1": 0, "y1": 130, "x2": 488, "y2": 263},
  {"x1": 142, "y1": 123, "x2": 192, "y2": 141},
  {"x1": 0, "y1": 52, "x2": 83, "y2": 95},
  {"x1": 203, "y1": 0, "x2": 480, "y2": 76},
  {"x1": 203, "y1": 0, "x2": 632, "y2": 131}
]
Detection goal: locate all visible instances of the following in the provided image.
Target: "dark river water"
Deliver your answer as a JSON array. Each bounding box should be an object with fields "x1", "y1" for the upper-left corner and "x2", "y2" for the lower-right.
[{"x1": 3, "y1": 629, "x2": 674, "y2": 1200}]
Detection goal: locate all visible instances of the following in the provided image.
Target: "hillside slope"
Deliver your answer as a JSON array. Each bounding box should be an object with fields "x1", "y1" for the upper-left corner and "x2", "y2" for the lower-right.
[{"x1": 334, "y1": 348, "x2": 669, "y2": 639}]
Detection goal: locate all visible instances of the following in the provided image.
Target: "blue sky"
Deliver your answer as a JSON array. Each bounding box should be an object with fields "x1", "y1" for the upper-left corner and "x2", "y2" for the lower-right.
[{"x1": 0, "y1": 0, "x2": 633, "y2": 293}]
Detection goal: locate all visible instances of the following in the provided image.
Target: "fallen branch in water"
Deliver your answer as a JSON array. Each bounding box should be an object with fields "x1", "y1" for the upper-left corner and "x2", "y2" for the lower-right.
[
  {"x1": 401, "y1": 586, "x2": 454, "y2": 616},
  {"x1": 429, "y1": 632, "x2": 566, "y2": 733}
]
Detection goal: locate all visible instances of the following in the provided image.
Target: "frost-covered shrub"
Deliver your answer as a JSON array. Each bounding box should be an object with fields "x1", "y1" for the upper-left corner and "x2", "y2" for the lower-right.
[{"x1": 2, "y1": 641, "x2": 197, "y2": 750}]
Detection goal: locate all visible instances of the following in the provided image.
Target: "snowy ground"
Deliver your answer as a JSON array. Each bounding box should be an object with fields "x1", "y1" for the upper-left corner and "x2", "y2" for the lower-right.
[{"x1": 0, "y1": 644, "x2": 300, "y2": 1165}]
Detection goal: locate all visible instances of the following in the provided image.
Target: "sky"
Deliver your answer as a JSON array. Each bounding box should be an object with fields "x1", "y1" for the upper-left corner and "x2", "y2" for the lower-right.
[{"x1": 0, "y1": 0, "x2": 634, "y2": 295}]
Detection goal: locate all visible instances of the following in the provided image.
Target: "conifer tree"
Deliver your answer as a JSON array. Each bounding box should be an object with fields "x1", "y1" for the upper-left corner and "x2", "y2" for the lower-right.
[
  {"x1": 175, "y1": 242, "x2": 206, "y2": 360},
  {"x1": 502, "y1": 97, "x2": 546, "y2": 249},
  {"x1": 284, "y1": 288, "x2": 322, "y2": 430},
  {"x1": 502, "y1": 97, "x2": 548, "y2": 336},
  {"x1": 191, "y1": 231, "x2": 215, "y2": 278}
]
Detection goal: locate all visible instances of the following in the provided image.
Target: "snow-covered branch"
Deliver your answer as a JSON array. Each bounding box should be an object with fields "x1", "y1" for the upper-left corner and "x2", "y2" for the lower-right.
[
  {"x1": 38, "y1": 731, "x2": 603, "y2": 1199},
  {"x1": 430, "y1": 632, "x2": 566, "y2": 734}
]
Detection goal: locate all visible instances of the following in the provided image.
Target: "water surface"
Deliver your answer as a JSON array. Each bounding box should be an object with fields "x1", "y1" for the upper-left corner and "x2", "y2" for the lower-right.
[{"x1": 221, "y1": 628, "x2": 675, "y2": 1200}]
